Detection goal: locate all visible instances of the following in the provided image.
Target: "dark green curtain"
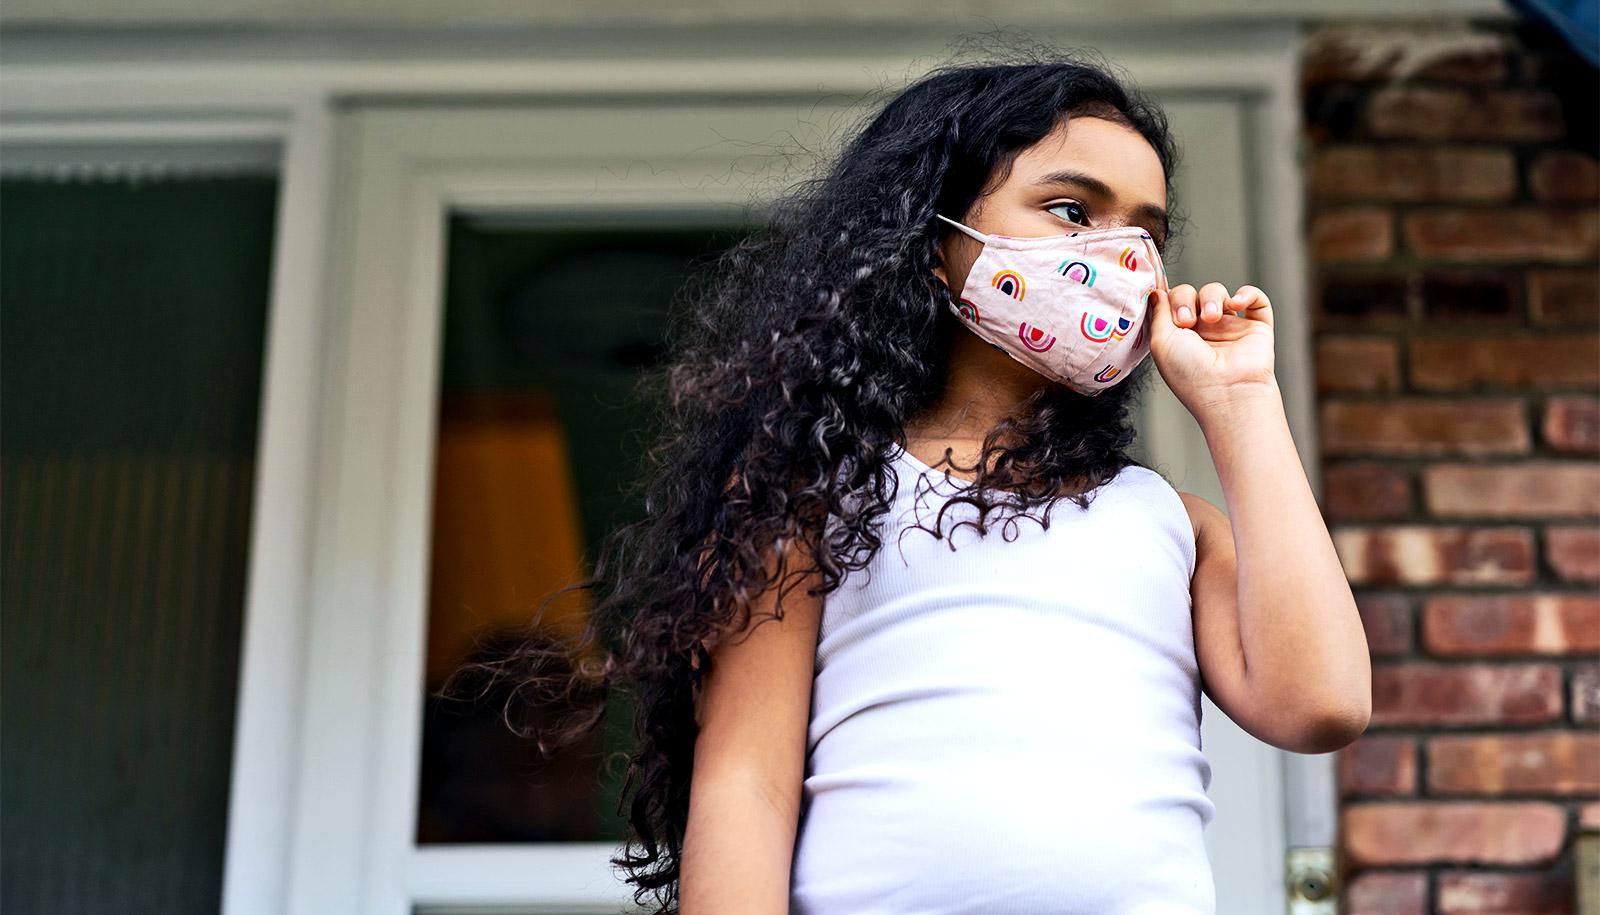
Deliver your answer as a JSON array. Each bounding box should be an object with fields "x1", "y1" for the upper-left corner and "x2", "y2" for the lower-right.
[{"x1": 1, "y1": 173, "x2": 278, "y2": 913}]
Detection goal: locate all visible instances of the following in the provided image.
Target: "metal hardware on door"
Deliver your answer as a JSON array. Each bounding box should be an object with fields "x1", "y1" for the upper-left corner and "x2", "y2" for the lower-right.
[{"x1": 1286, "y1": 846, "x2": 1337, "y2": 914}]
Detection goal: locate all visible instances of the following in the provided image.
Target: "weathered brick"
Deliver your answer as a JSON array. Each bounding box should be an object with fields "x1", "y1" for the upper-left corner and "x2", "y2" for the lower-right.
[
  {"x1": 1542, "y1": 396, "x2": 1600, "y2": 455},
  {"x1": 1409, "y1": 336, "x2": 1600, "y2": 390},
  {"x1": 1572, "y1": 663, "x2": 1600, "y2": 724},
  {"x1": 1370, "y1": 661, "x2": 1560, "y2": 726},
  {"x1": 1357, "y1": 591, "x2": 1415, "y2": 654},
  {"x1": 1423, "y1": 593, "x2": 1600, "y2": 655},
  {"x1": 1335, "y1": 526, "x2": 1534, "y2": 586},
  {"x1": 1321, "y1": 400, "x2": 1529, "y2": 457},
  {"x1": 1342, "y1": 801, "x2": 1566, "y2": 866},
  {"x1": 1344, "y1": 870, "x2": 1428, "y2": 915},
  {"x1": 1313, "y1": 208, "x2": 1395, "y2": 262},
  {"x1": 1424, "y1": 462, "x2": 1600, "y2": 518},
  {"x1": 1325, "y1": 463, "x2": 1413, "y2": 520},
  {"x1": 1303, "y1": 27, "x2": 1508, "y2": 85},
  {"x1": 1582, "y1": 802, "x2": 1600, "y2": 829},
  {"x1": 1339, "y1": 734, "x2": 1417, "y2": 795},
  {"x1": 1527, "y1": 269, "x2": 1599, "y2": 327},
  {"x1": 1420, "y1": 272, "x2": 1520, "y2": 323},
  {"x1": 1436, "y1": 870, "x2": 1578, "y2": 914},
  {"x1": 1311, "y1": 147, "x2": 1516, "y2": 202},
  {"x1": 1368, "y1": 88, "x2": 1565, "y2": 141},
  {"x1": 1403, "y1": 209, "x2": 1599, "y2": 262},
  {"x1": 1528, "y1": 149, "x2": 1600, "y2": 203},
  {"x1": 1428, "y1": 731, "x2": 1600, "y2": 794},
  {"x1": 1545, "y1": 525, "x2": 1600, "y2": 583},
  {"x1": 1317, "y1": 272, "x2": 1412, "y2": 326},
  {"x1": 1302, "y1": 84, "x2": 1366, "y2": 145},
  {"x1": 1316, "y1": 338, "x2": 1402, "y2": 395}
]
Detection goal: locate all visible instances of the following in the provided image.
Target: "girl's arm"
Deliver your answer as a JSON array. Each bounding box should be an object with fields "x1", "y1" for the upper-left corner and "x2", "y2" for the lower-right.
[
  {"x1": 1182, "y1": 377, "x2": 1373, "y2": 755},
  {"x1": 681, "y1": 540, "x2": 823, "y2": 914}
]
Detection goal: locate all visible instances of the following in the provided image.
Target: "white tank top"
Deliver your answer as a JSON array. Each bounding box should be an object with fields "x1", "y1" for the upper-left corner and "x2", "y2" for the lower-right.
[{"x1": 790, "y1": 443, "x2": 1217, "y2": 914}]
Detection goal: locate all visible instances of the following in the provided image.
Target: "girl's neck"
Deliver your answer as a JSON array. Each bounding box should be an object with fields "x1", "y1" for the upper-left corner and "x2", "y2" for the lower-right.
[{"x1": 905, "y1": 329, "x2": 1045, "y2": 477}]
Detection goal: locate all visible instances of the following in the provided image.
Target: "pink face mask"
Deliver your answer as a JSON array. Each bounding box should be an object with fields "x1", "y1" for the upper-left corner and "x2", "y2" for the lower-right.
[{"x1": 935, "y1": 213, "x2": 1168, "y2": 396}]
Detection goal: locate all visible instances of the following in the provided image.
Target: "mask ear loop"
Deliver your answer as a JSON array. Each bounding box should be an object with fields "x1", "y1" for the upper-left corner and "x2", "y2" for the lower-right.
[
  {"x1": 1143, "y1": 234, "x2": 1169, "y2": 296},
  {"x1": 934, "y1": 213, "x2": 991, "y2": 244}
]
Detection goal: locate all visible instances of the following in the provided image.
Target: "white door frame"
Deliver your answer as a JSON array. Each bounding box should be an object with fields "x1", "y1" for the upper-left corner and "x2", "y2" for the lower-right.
[{"x1": 1, "y1": 26, "x2": 1329, "y2": 913}]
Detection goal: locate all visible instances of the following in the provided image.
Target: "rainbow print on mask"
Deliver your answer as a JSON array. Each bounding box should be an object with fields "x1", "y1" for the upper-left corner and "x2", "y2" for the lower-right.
[
  {"x1": 991, "y1": 270, "x2": 1026, "y2": 300},
  {"x1": 1080, "y1": 310, "x2": 1119, "y2": 343},
  {"x1": 1118, "y1": 247, "x2": 1140, "y2": 271},
  {"x1": 1018, "y1": 322, "x2": 1056, "y2": 352},
  {"x1": 1130, "y1": 283, "x2": 1158, "y2": 313},
  {"x1": 1057, "y1": 260, "x2": 1096, "y2": 286},
  {"x1": 1095, "y1": 365, "x2": 1122, "y2": 383},
  {"x1": 956, "y1": 297, "x2": 981, "y2": 324},
  {"x1": 1110, "y1": 315, "x2": 1136, "y2": 341}
]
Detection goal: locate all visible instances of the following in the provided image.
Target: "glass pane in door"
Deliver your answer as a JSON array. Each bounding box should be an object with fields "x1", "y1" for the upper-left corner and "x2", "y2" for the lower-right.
[{"x1": 418, "y1": 215, "x2": 752, "y2": 844}]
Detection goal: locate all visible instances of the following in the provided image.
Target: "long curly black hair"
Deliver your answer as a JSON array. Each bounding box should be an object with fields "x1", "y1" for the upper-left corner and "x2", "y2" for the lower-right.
[{"x1": 438, "y1": 42, "x2": 1185, "y2": 915}]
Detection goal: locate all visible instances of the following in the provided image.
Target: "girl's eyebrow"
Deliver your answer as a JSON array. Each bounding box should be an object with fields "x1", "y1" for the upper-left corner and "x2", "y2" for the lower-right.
[{"x1": 1033, "y1": 169, "x2": 1170, "y2": 241}]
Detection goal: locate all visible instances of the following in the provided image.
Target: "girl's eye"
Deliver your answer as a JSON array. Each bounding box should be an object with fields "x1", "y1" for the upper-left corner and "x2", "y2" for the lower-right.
[{"x1": 1048, "y1": 201, "x2": 1088, "y2": 224}]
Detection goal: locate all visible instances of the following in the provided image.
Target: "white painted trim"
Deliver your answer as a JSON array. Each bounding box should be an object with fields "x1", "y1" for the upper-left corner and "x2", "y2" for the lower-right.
[
  {"x1": 1252, "y1": 29, "x2": 1344, "y2": 855},
  {"x1": 0, "y1": 0, "x2": 1512, "y2": 29},
  {"x1": 409, "y1": 844, "x2": 644, "y2": 913},
  {"x1": 219, "y1": 99, "x2": 340, "y2": 915}
]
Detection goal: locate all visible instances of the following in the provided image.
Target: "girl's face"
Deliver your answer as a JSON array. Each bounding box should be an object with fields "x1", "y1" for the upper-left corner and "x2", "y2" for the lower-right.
[{"x1": 932, "y1": 116, "x2": 1169, "y2": 300}]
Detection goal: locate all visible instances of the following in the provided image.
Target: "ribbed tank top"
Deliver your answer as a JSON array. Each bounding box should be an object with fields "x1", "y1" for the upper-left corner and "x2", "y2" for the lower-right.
[{"x1": 789, "y1": 443, "x2": 1217, "y2": 914}]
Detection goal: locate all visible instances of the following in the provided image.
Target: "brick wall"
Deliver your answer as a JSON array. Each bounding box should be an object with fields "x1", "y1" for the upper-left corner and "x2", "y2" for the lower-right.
[{"x1": 1301, "y1": 18, "x2": 1600, "y2": 915}]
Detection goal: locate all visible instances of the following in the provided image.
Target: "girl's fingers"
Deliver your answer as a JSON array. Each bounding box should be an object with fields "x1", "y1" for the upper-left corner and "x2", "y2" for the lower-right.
[
  {"x1": 1229, "y1": 284, "x2": 1268, "y2": 312},
  {"x1": 1167, "y1": 283, "x2": 1198, "y2": 326}
]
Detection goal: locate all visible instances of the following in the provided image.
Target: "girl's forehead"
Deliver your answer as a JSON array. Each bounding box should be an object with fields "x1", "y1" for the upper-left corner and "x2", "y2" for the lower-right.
[{"x1": 1004, "y1": 117, "x2": 1166, "y2": 204}]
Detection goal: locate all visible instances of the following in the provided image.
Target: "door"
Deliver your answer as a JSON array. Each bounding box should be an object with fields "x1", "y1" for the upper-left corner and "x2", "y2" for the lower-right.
[{"x1": 293, "y1": 80, "x2": 1309, "y2": 914}]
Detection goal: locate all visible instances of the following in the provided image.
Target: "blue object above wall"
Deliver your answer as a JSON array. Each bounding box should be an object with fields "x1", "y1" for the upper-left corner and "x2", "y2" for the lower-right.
[{"x1": 1509, "y1": 0, "x2": 1600, "y2": 66}]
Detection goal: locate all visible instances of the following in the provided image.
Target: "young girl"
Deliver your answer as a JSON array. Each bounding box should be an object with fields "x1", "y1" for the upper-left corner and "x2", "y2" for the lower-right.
[{"x1": 451, "y1": 49, "x2": 1372, "y2": 915}]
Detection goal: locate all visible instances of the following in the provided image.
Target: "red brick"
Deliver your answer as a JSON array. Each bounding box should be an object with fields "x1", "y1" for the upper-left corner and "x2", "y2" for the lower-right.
[
  {"x1": 1436, "y1": 870, "x2": 1577, "y2": 914},
  {"x1": 1342, "y1": 801, "x2": 1566, "y2": 866},
  {"x1": 1313, "y1": 208, "x2": 1395, "y2": 262},
  {"x1": 1545, "y1": 525, "x2": 1600, "y2": 583},
  {"x1": 1412, "y1": 45, "x2": 1513, "y2": 84},
  {"x1": 1316, "y1": 272, "x2": 1413, "y2": 327},
  {"x1": 1339, "y1": 734, "x2": 1417, "y2": 795},
  {"x1": 1403, "y1": 209, "x2": 1599, "y2": 262},
  {"x1": 1582, "y1": 802, "x2": 1600, "y2": 829},
  {"x1": 1321, "y1": 400, "x2": 1529, "y2": 457},
  {"x1": 1573, "y1": 663, "x2": 1600, "y2": 724},
  {"x1": 1409, "y1": 336, "x2": 1600, "y2": 390},
  {"x1": 1316, "y1": 337, "x2": 1402, "y2": 394},
  {"x1": 1325, "y1": 463, "x2": 1413, "y2": 520},
  {"x1": 1303, "y1": 28, "x2": 1508, "y2": 85},
  {"x1": 1528, "y1": 150, "x2": 1600, "y2": 203},
  {"x1": 1428, "y1": 731, "x2": 1600, "y2": 795},
  {"x1": 1528, "y1": 269, "x2": 1599, "y2": 327},
  {"x1": 1344, "y1": 870, "x2": 1428, "y2": 915},
  {"x1": 1370, "y1": 662, "x2": 1561, "y2": 726},
  {"x1": 1335, "y1": 526, "x2": 1534, "y2": 586},
  {"x1": 1423, "y1": 593, "x2": 1600, "y2": 655},
  {"x1": 1368, "y1": 88, "x2": 1565, "y2": 141},
  {"x1": 1312, "y1": 147, "x2": 1516, "y2": 202},
  {"x1": 1542, "y1": 396, "x2": 1600, "y2": 455},
  {"x1": 1420, "y1": 272, "x2": 1520, "y2": 323},
  {"x1": 1356, "y1": 591, "x2": 1414, "y2": 654},
  {"x1": 1424, "y1": 462, "x2": 1600, "y2": 518}
]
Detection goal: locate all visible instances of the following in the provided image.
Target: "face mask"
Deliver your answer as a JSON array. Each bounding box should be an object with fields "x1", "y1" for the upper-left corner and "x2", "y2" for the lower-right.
[{"x1": 935, "y1": 213, "x2": 1168, "y2": 396}]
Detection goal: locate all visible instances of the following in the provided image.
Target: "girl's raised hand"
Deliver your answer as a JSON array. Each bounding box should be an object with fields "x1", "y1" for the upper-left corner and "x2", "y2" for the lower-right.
[{"x1": 1148, "y1": 281, "x2": 1278, "y2": 416}]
